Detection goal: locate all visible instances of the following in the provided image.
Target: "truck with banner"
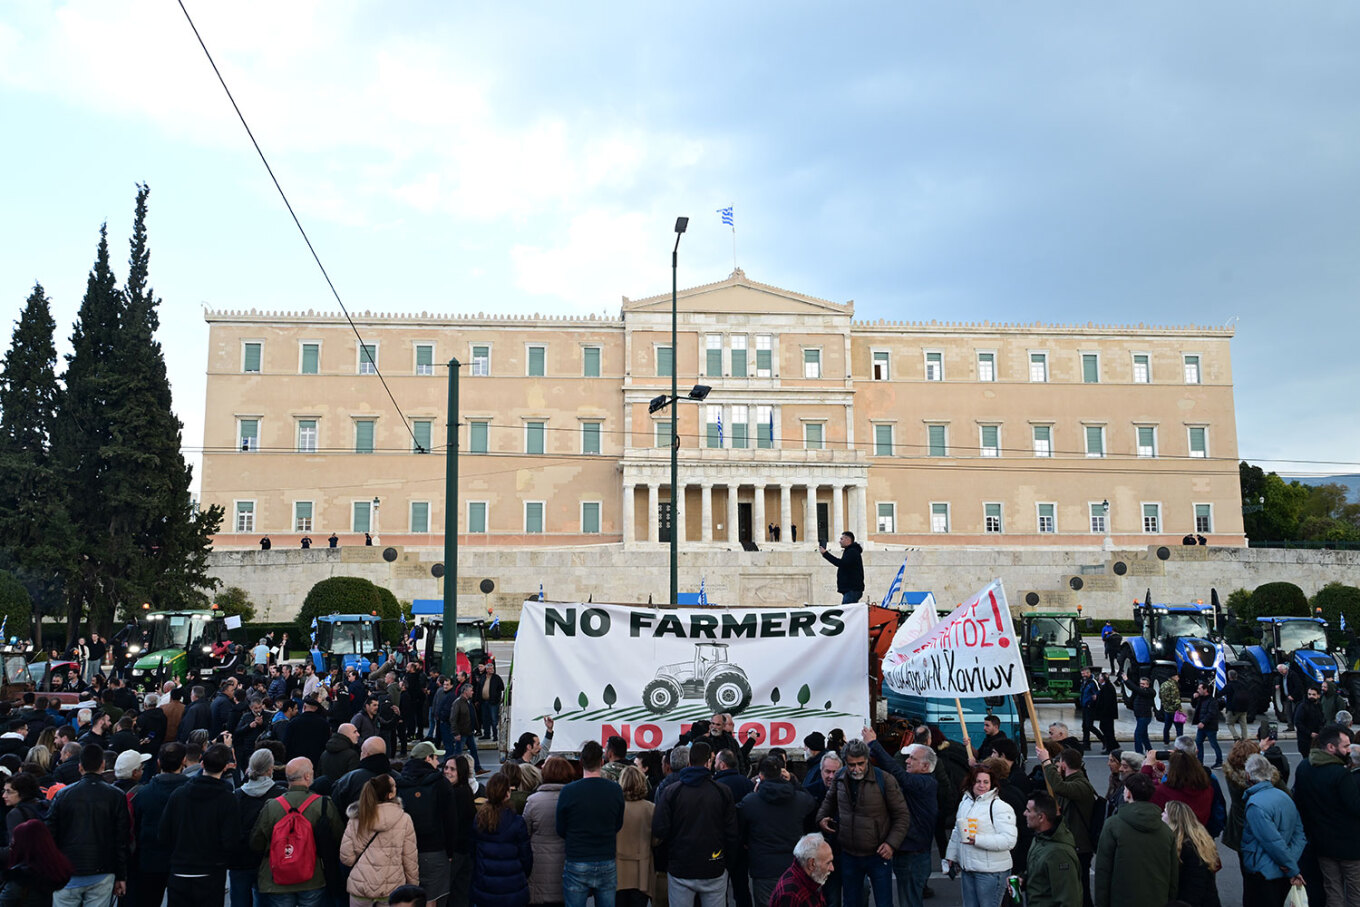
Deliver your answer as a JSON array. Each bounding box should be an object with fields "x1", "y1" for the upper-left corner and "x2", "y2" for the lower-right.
[{"x1": 507, "y1": 600, "x2": 870, "y2": 754}]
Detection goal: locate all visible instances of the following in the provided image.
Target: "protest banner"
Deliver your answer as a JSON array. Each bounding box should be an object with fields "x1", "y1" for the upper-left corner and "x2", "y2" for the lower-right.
[
  {"x1": 882, "y1": 596, "x2": 939, "y2": 672},
  {"x1": 510, "y1": 600, "x2": 869, "y2": 753},
  {"x1": 882, "y1": 578, "x2": 1027, "y2": 698}
]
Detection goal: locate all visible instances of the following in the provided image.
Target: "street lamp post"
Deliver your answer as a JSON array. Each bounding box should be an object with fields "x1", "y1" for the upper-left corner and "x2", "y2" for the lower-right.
[
  {"x1": 372, "y1": 496, "x2": 381, "y2": 545},
  {"x1": 670, "y1": 216, "x2": 688, "y2": 607},
  {"x1": 1102, "y1": 499, "x2": 1112, "y2": 551}
]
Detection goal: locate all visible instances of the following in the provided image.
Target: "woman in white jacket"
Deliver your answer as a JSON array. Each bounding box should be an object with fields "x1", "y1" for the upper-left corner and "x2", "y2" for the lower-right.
[{"x1": 946, "y1": 762, "x2": 1018, "y2": 907}]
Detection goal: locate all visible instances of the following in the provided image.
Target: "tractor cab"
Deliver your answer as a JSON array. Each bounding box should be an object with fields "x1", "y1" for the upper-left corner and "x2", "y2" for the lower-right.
[
  {"x1": 1235, "y1": 616, "x2": 1347, "y2": 719},
  {"x1": 0, "y1": 641, "x2": 34, "y2": 700},
  {"x1": 131, "y1": 610, "x2": 230, "y2": 687},
  {"x1": 1119, "y1": 596, "x2": 1222, "y2": 698},
  {"x1": 313, "y1": 615, "x2": 385, "y2": 674},
  {"x1": 1017, "y1": 611, "x2": 1092, "y2": 701},
  {"x1": 408, "y1": 600, "x2": 489, "y2": 674}
]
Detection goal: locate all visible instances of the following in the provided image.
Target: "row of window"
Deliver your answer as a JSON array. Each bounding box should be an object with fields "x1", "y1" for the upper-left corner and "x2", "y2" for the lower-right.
[
  {"x1": 239, "y1": 338, "x2": 1207, "y2": 386},
  {"x1": 232, "y1": 499, "x2": 603, "y2": 535},
  {"x1": 237, "y1": 418, "x2": 436, "y2": 454},
  {"x1": 865, "y1": 422, "x2": 1210, "y2": 459},
  {"x1": 879, "y1": 501, "x2": 1214, "y2": 535}
]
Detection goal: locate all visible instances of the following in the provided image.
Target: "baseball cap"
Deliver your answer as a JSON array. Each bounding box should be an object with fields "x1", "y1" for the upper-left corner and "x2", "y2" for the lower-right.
[
  {"x1": 410, "y1": 741, "x2": 438, "y2": 760},
  {"x1": 114, "y1": 750, "x2": 151, "y2": 780}
]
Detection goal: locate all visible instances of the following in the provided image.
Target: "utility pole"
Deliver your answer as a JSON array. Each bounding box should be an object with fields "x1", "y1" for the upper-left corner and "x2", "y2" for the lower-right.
[{"x1": 442, "y1": 359, "x2": 460, "y2": 676}]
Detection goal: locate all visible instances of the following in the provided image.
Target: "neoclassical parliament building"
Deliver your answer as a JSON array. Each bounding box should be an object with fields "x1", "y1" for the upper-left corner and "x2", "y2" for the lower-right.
[{"x1": 199, "y1": 270, "x2": 1244, "y2": 553}]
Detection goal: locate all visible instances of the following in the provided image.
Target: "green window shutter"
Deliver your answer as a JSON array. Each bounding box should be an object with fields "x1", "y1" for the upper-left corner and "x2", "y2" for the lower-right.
[
  {"x1": 525, "y1": 502, "x2": 544, "y2": 533},
  {"x1": 656, "y1": 421, "x2": 671, "y2": 448},
  {"x1": 977, "y1": 352, "x2": 995, "y2": 381},
  {"x1": 416, "y1": 345, "x2": 434, "y2": 374},
  {"x1": 239, "y1": 419, "x2": 259, "y2": 451},
  {"x1": 469, "y1": 421, "x2": 488, "y2": 454},
  {"x1": 413, "y1": 420, "x2": 432, "y2": 453},
  {"x1": 295, "y1": 501, "x2": 313, "y2": 531},
  {"x1": 582, "y1": 423, "x2": 601, "y2": 455},
  {"x1": 731, "y1": 422, "x2": 748, "y2": 448},
  {"x1": 526, "y1": 422, "x2": 545, "y2": 455},
  {"x1": 730, "y1": 348, "x2": 746, "y2": 377},
  {"x1": 528, "y1": 346, "x2": 545, "y2": 377},
  {"x1": 353, "y1": 501, "x2": 371, "y2": 533},
  {"x1": 706, "y1": 348, "x2": 723, "y2": 377},
  {"x1": 756, "y1": 348, "x2": 772, "y2": 375},
  {"x1": 300, "y1": 344, "x2": 319, "y2": 374},
  {"x1": 1085, "y1": 426, "x2": 1104, "y2": 456},
  {"x1": 468, "y1": 502, "x2": 487, "y2": 533},
  {"x1": 360, "y1": 344, "x2": 377, "y2": 373},
  {"x1": 707, "y1": 423, "x2": 721, "y2": 448},
  {"x1": 582, "y1": 502, "x2": 601, "y2": 534},
  {"x1": 875, "y1": 424, "x2": 893, "y2": 456},
  {"x1": 805, "y1": 424, "x2": 823, "y2": 449},
  {"x1": 657, "y1": 347, "x2": 673, "y2": 377},
  {"x1": 981, "y1": 425, "x2": 999, "y2": 451},
  {"x1": 1082, "y1": 354, "x2": 1099, "y2": 383},
  {"x1": 928, "y1": 425, "x2": 947, "y2": 457},
  {"x1": 355, "y1": 421, "x2": 375, "y2": 454},
  {"x1": 1137, "y1": 427, "x2": 1156, "y2": 455},
  {"x1": 243, "y1": 343, "x2": 261, "y2": 373},
  {"x1": 1189, "y1": 427, "x2": 1206, "y2": 456},
  {"x1": 583, "y1": 347, "x2": 600, "y2": 377},
  {"x1": 411, "y1": 502, "x2": 429, "y2": 533}
]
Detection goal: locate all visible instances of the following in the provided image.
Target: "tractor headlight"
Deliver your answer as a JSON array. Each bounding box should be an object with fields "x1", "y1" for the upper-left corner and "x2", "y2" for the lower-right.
[
  {"x1": 128, "y1": 644, "x2": 141, "y2": 655},
  {"x1": 131, "y1": 669, "x2": 143, "y2": 677},
  {"x1": 201, "y1": 646, "x2": 212, "y2": 654}
]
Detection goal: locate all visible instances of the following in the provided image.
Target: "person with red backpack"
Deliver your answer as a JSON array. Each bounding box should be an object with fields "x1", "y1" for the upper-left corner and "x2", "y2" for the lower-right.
[{"x1": 250, "y1": 756, "x2": 344, "y2": 907}]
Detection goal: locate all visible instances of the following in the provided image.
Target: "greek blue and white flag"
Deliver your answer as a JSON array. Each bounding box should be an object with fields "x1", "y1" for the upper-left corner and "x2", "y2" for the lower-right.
[
  {"x1": 1214, "y1": 643, "x2": 1228, "y2": 690},
  {"x1": 1343, "y1": 613, "x2": 1348, "y2": 632},
  {"x1": 698, "y1": 576, "x2": 709, "y2": 607},
  {"x1": 539, "y1": 583, "x2": 545, "y2": 602},
  {"x1": 718, "y1": 206, "x2": 733, "y2": 227},
  {"x1": 717, "y1": 412, "x2": 723, "y2": 446},
  {"x1": 882, "y1": 558, "x2": 906, "y2": 608}
]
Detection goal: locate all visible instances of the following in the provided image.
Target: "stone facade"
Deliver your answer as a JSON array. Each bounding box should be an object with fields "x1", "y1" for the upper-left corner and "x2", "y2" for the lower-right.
[
  {"x1": 201, "y1": 269, "x2": 1243, "y2": 553},
  {"x1": 209, "y1": 543, "x2": 1360, "y2": 624}
]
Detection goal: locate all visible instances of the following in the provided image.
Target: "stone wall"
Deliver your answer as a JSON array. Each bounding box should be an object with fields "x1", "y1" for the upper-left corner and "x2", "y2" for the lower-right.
[{"x1": 207, "y1": 543, "x2": 1360, "y2": 623}]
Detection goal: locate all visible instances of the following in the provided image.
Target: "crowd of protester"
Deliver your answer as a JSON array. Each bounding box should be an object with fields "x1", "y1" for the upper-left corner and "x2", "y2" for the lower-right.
[{"x1": 6, "y1": 642, "x2": 1360, "y2": 907}]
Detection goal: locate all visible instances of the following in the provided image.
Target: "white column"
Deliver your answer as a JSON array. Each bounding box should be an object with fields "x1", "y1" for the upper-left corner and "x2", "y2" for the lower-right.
[
  {"x1": 622, "y1": 483, "x2": 634, "y2": 546},
  {"x1": 727, "y1": 483, "x2": 740, "y2": 544},
  {"x1": 832, "y1": 485, "x2": 845, "y2": 537},
  {"x1": 804, "y1": 484, "x2": 818, "y2": 545},
  {"x1": 753, "y1": 484, "x2": 766, "y2": 543},
  {"x1": 675, "y1": 484, "x2": 687, "y2": 542},
  {"x1": 648, "y1": 484, "x2": 659, "y2": 544},
  {"x1": 780, "y1": 484, "x2": 792, "y2": 543},
  {"x1": 701, "y1": 484, "x2": 713, "y2": 542},
  {"x1": 855, "y1": 484, "x2": 869, "y2": 541}
]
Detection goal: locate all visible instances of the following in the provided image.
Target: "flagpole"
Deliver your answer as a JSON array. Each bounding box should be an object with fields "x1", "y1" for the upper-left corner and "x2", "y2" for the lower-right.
[
  {"x1": 954, "y1": 699, "x2": 975, "y2": 762},
  {"x1": 1023, "y1": 689, "x2": 1056, "y2": 797},
  {"x1": 731, "y1": 214, "x2": 737, "y2": 271}
]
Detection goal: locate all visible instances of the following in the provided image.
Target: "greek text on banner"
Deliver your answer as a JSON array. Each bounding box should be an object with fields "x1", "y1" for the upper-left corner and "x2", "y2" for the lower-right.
[
  {"x1": 510, "y1": 601, "x2": 869, "y2": 753},
  {"x1": 882, "y1": 579, "x2": 1029, "y2": 698}
]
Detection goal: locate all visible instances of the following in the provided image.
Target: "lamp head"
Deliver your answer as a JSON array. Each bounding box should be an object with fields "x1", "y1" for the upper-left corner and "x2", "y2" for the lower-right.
[
  {"x1": 674, "y1": 217, "x2": 689, "y2": 234},
  {"x1": 648, "y1": 395, "x2": 670, "y2": 414},
  {"x1": 687, "y1": 385, "x2": 712, "y2": 401}
]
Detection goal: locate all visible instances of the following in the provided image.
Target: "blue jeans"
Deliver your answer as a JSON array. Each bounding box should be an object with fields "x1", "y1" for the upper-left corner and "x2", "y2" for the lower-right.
[
  {"x1": 841, "y1": 590, "x2": 864, "y2": 604},
  {"x1": 265, "y1": 890, "x2": 326, "y2": 907},
  {"x1": 1197, "y1": 726, "x2": 1222, "y2": 764},
  {"x1": 1163, "y1": 713, "x2": 1186, "y2": 744},
  {"x1": 480, "y1": 702, "x2": 500, "y2": 738},
  {"x1": 1134, "y1": 716, "x2": 1152, "y2": 753},
  {"x1": 960, "y1": 870, "x2": 1008, "y2": 907},
  {"x1": 228, "y1": 869, "x2": 260, "y2": 907},
  {"x1": 563, "y1": 860, "x2": 617, "y2": 907},
  {"x1": 452, "y1": 732, "x2": 482, "y2": 771},
  {"x1": 53, "y1": 875, "x2": 115, "y2": 907},
  {"x1": 892, "y1": 850, "x2": 931, "y2": 907},
  {"x1": 667, "y1": 873, "x2": 727, "y2": 907},
  {"x1": 840, "y1": 851, "x2": 893, "y2": 907}
]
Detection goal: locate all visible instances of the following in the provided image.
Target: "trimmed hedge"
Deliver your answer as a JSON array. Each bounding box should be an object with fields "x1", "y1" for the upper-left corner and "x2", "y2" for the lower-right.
[
  {"x1": 1245, "y1": 582, "x2": 1310, "y2": 621},
  {"x1": 1312, "y1": 582, "x2": 1360, "y2": 631}
]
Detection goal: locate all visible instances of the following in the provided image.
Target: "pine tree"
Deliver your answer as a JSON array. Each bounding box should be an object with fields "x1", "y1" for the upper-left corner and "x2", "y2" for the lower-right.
[{"x1": 0, "y1": 283, "x2": 72, "y2": 638}]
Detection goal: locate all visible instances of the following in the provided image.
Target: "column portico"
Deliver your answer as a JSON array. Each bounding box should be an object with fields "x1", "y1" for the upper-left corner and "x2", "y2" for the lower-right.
[
  {"x1": 831, "y1": 485, "x2": 845, "y2": 537},
  {"x1": 779, "y1": 485, "x2": 792, "y2": 542},
  {"x1": 727, "y1": 484, "x2": 739, "y2": 544},
  {"x1": 622, "y1": 483, "x2": 634, "y2": 546},
  {"x1": 648, "y1": 484, "x2": 659, "y2": 544},
  {"x1": 752, "y1": 484, "x2": 766, "y2": 542},
  {"x1": 804, "y1": 484, "x2": 818, "y2": 546},
  {"x1": 701, "y1": 484, "x2": 713, "y2": 542}
]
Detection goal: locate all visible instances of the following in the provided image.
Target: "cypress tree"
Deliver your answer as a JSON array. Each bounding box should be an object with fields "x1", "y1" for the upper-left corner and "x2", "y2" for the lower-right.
[{"x1": 0, "y1": 283, "x2": 72, "y2": 639}]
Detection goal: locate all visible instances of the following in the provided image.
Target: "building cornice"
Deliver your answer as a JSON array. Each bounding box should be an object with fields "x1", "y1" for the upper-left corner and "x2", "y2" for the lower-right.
[{"x1": 851, "y1": 319, "x2": 1235, "y2": 338}]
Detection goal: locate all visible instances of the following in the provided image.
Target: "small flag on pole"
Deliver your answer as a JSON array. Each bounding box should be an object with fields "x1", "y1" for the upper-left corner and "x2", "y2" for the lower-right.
[
  {"x1": 539, "y1": 583, "x2": 545, "y2": 602},
  {"x1": 1214, "y1": 643, "x2": 1228, "y2": 691},
  {"x1": 717, "y1": 206, "x2": 733, "y2": 227},
  {"x1": 768, "y1": 407, "x2": 775, "y2": 445},
  {"x1": 882, "y1": 558, "x2": 906, "y2": 608},
  {"x1": 698, "y1": 576, "x2": 709, "y2": 607},
  {"x1": 717, "y1": 411, "x2": 723, "y2": 446}
]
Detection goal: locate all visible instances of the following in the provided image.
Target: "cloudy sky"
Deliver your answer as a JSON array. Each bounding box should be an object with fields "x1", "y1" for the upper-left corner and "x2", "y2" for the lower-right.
[{"x1": 1, "y1": 1, "x2": 1357, "y2": 490}]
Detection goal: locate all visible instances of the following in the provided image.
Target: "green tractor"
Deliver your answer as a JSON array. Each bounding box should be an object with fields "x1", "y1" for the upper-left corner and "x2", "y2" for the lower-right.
[
  {"x1": 129, "y1": 609, "x2": 231, "y2": 689},
  {"x1": 1017, "y1": 610, "x2": 1093, "y2": 701}
]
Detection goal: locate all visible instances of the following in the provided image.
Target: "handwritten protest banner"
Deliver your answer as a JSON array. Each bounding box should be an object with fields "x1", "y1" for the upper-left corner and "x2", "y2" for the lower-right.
[
  {"x1": 882, "y1": 579, "x2": 1028, "y2": 698},
  {"x1": 882, "y1": 596, "x2": 938, "y2": 671}
]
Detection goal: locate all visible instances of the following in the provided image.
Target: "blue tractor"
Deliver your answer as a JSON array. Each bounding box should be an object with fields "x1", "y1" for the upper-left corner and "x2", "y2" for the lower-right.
[
  {"x1": 1115, "y1": 589, "x2": 1224, "y2": 704},
  {"x1": 311, "y1": 614, "x2": 387, "y2": 675},
  {"x1": 1234, "y1": 616, "x2": 1357, "y2": 720}
]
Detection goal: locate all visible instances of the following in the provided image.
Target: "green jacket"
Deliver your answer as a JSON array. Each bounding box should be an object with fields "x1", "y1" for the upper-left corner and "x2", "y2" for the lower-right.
[
  {"x1": 250, "y1": 785, "x2": 345, "y2": 893},
  {"x1": 1159, "y1": 679, "x2": 1182, "y2": 715},
  {"x1": 1025, "y1": 822, "x2": 1082, "y2": 907},
  {"x1": 1093, "y1": 801, "x2": 1178, "y2": 907},
  {"x1": 1042, "y1": 763, "x2": 1096, "y2": 854}
]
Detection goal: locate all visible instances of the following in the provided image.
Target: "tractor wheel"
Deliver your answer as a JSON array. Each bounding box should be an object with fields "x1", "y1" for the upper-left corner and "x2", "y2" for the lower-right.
[
  {"x1": 1117, "y1": 649, "x2": 1140, "y2": 707},
  {"x1": 1236, "y1": 658, "x2": 1266, "y2": 722},
  {"x1": 704, "y1": 671, "x2": 753, "y2": 715},
  {"x1": 642, "y1": 677, "x2": 682, "y2": 715}
]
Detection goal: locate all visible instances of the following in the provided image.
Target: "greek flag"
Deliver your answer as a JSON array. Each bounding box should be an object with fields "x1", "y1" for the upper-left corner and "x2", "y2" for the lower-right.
[
  {"x1": 698, "y1": 576, "x2": 709, "y2": 607},
  {"x1": 1343, "y1": 613, "x2": 1348, "y2": 632},
  {"x1": 717, "y1": 412, "x2": 723, "y2": 446},
  {"x1": 882, "y1": 558, "x2": 906, "y2": 608},
  {"x1": 718, "y1": 206, "x2": 733, "y2": 227},
  {"x1": 309, "y1": 615, "x2": 317, "y2": 646},
  {"x1": 539, "y1": 583, "x2": 545, "y2": 602},
  {"x1": 0, "y1": 617, "x2": 7, "y2": 639},
  {"x1": 1214, "y1": 643, "x2": 1228, "y2": 691},
  {"x1": 768, "y1": 407, "x2": 775, "y2": 444}
]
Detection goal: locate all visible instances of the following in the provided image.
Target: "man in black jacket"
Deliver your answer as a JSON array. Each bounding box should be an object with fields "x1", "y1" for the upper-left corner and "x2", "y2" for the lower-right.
[
  {"x1": 286, "y1": 695, "x2": 332, "y2": 771},
  {"x1": 46, "y1": 744, "x2": 131, "y2": 903},
  {"x1": 1295, "y1": 685, "x2": 1326, "y2": 758},
  {"x1": 818, "y1": 532, "x2": 864, "y2": 603},
  {"x1": 178, "y1": 685, "x2": 212, "y2": 743},
  {"x1": 210, "y1": 678, "x2": 238, "y2": 736},
  {"x1": 160, "y1": 743, "x2": 240, "y2": 906},
  {"x1": 654, "y1": 741, "x2": 739, "y2": 907},
  {"x1": 395, "y1": 741, "x2": 459, "y2": 903},
  {"x1": 131, "y1": 742, "x2": 191, "y2": 907},
  {"x1": 331, "y1": 736, "x2": 392, "y2": 813},
  {"x1": 738, "y1": 756, "x2": 817, "y2": 907}
]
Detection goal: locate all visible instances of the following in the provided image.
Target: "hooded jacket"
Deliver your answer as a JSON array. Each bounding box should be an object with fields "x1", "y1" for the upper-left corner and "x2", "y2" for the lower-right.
[
  {"x1": 341, "y1": 800, "x2": 419, "y2": 901},
  {"x1": 284, "y1": 709, "x2": 331, "y2": 768},
  {"x1": 820, "y1": 543, "x2": 864, "y2": 594},
  {"x1": 331, "y1": 753, "x2": 392, "y2": 814},
  {"x1": 1241, "y1": 780, "x2": 1305, "y2": 880},
  {"x1": 472, "y1": 806, "x2": 532, "y2": 907},
  {"x1": 1093, "y1": 801, "x2": 1178, "y2": 907},
  {"x1": 737, "y1": 780, "x2": 817, "y2": 879},
  {"x1": 319, "y1": 735, "x2": 359, "y2": 784},
  {"x1": 1292, "y1": 747, "x2": 1360, "y2": 860},
  {"x1": 394, "y1": 758, "x2": 458, "y2": 855},
  {"x1": 132, "y1": 770, "x2": 190, "y2": 872},
  {"x1": 159, "y1": 772, "x2": 240, "y2": 874},
  {"x1": 1025, "y1": 822, "x2": 1082, "y2": 907},
  {"x1": 228, "y1": 776, "x2": 287, "y2": 872},
  {"x1": 522, "y1": 782, "x2": 567, "y2": 904},
  {"x1": 816, "y1": 764, "x2": 909, "y2": 859},
  {"x1": 945, "y1": 789, "x2": 1016, "y2": 874},
  {"x1": 653, "y1": 766, "x2": 739, "y2": 879},
  {"x1": 178, "y1": 697, "x2": 212, "y2": 742}
]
